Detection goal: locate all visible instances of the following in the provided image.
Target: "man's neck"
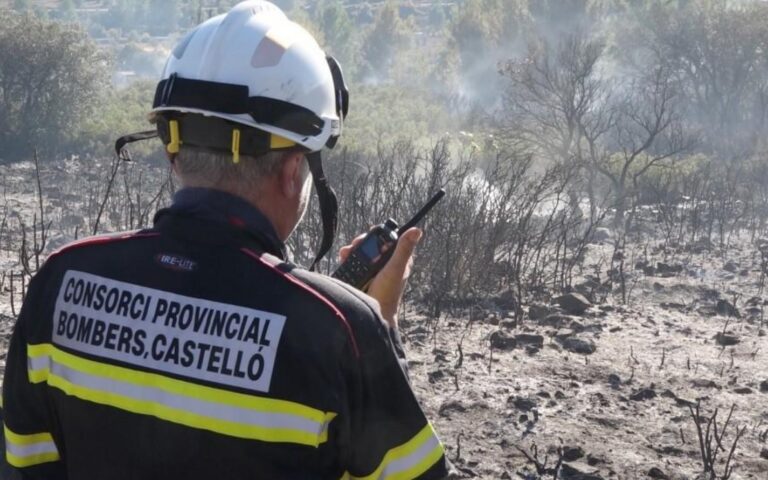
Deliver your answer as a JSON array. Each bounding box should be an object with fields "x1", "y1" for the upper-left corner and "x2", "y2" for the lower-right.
[{"x1": 179, "y1": 181, "x2": 293, "y2": 241}]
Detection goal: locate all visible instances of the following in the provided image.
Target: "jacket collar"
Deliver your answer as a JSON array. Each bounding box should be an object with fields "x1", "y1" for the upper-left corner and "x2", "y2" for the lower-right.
[{"x1": 153, "y1": 187, "x2": 287, "y2": 259}]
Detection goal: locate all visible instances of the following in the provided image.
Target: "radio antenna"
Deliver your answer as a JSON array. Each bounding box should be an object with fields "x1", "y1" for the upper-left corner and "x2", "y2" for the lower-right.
[{"x1": 396, "y1": 189, "x2": 446, "y2": 234}]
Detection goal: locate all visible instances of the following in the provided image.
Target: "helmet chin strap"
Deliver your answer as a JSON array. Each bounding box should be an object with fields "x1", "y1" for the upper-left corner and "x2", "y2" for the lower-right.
[{"x1": 306, "y1": 151, "x2": 338, "y2": 272}]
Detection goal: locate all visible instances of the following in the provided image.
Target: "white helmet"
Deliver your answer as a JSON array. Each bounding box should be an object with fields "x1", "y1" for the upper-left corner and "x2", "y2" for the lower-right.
[
  {"x1": 151, "y1": 0, "x2": 348, "y2": 156},
  {"x1": 116, "y1": 1, "x2": 346, "y2": 270}
]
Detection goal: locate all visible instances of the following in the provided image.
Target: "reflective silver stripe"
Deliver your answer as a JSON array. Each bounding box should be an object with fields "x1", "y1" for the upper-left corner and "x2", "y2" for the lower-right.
[
  {"x1": 5, "y1": 440, "x2": 58, "y2": 459},
  {"x1": 41, "y1": 356, "x2": 328, "y2": 436},
  {"x1": 28, "y1": 354, "x2": 49, "y2": 373},
  {"x1": 377, "y1": 435, "x2": 441, "y2": 480}
]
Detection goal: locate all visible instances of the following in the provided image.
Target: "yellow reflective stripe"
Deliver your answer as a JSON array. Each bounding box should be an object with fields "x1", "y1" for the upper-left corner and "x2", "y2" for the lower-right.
[
  {"x1": 28, "y1": 344, "x2": 327, "y2": 422},
  {"x1": 44, "y1": 374, "x2": 325, "y2": 445},
  {"x1": 347, "y1": 424, "x2": 445, "y2": 480},
  {"x1": 27, "y1": 344, "x2": 336, "y2": 446},
  {"x1": 4, "y1": 426, "x2": 60, "y2": 468},
  {"x1": 4, "y1": 426, "x2": 54, "y2": 447}
]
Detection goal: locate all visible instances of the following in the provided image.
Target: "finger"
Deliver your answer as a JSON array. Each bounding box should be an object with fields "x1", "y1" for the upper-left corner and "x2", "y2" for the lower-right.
[
  {"x1": 381, "y1": 228, "x2": 422, "y2": 279},
  {"x1": 338, "y1": 232, "x2": 369, "y2": 261},
  {"x1": 349, "y1": 232, "x2": 368, "y2": 247},
  {"x1": 367, "y1": 228, "x2": 422, "y2": 327}
]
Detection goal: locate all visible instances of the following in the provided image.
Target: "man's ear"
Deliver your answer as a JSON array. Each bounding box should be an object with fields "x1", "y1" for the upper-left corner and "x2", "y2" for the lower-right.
[{"x1": 278, "y1": 151, "x2": 306, "y2": 198}]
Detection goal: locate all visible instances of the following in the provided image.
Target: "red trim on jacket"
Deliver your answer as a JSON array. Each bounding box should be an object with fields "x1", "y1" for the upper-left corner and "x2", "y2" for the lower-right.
[
  {"x1": 48, "y1": 232, "x2": 161, "y2": 259},
  {"x1": 240, "y1": 247, "x2": 360, "y2": 358}
]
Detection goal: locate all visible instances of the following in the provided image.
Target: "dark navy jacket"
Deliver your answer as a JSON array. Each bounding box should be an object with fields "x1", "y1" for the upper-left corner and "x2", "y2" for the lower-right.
[{"x1": 2, "y1": 188, "x2": 448, "y2": 479}]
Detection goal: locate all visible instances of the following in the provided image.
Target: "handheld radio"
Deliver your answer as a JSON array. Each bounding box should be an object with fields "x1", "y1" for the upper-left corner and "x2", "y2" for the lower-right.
[{"x1": 332, "y1": 189, "x2": 445, "y2": 290}]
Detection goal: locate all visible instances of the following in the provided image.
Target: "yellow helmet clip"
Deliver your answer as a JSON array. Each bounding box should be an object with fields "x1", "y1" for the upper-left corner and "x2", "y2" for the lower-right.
[
  {"x1": 231, "y1": 129, "x2": 241, "y2": 164},
  {"x1": 167, "y1": 120, "x2": 181, "y2": 154}
]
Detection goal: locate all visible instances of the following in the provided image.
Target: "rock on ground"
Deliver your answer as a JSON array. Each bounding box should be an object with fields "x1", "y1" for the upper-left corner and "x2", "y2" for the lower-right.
[
  {"x1": 555, "y1": 293, "x2": 591, "y2": 315},
  {"x1": 558, "y1": 336, "x2": 597, "y2": 355},
  {"x1": 715, "y1": 299, "x2": 741, "y2": 318},
  {"x1": 490, "y1": 330, "x2": 517, "y2": 350}
]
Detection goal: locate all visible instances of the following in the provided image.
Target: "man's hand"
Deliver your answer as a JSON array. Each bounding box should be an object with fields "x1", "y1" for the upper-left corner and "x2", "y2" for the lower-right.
[{"x1": 338, "y1": 228, "x2": 422, "y2": 329}]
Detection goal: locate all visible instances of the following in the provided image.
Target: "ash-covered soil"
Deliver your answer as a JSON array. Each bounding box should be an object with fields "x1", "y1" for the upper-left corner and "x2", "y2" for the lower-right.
[
  {"x1": 403, "y1": 241, "x2": 768, "y2": 479},
  {"x1": 1, "y1": 160, "x2": 767, "y2": 479}
]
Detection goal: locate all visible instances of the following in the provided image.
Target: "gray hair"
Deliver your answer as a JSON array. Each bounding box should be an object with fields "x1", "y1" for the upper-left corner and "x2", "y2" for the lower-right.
[{"x1": 173, "y1": 146, "x2": 286, "y2": 190}]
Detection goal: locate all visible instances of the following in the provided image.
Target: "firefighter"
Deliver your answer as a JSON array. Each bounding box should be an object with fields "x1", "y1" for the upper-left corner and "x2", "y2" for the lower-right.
[{"x1": 2, "y1": 2, "x2": 449, "y2": 479}]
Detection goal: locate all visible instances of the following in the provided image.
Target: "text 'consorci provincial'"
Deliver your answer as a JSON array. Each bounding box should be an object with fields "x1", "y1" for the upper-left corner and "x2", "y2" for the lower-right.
[{"x1": 52, "y1": 270, "x2": 287, "y2": 392}]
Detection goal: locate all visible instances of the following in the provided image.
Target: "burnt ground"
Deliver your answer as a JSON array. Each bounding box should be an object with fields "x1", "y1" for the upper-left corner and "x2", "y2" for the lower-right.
[
  {"x1": 403, "y1": 240, "x2": 768, "y2": 479},
  {"x1": 1, "y1": 160, "x2": 767, "y2": 479}
]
